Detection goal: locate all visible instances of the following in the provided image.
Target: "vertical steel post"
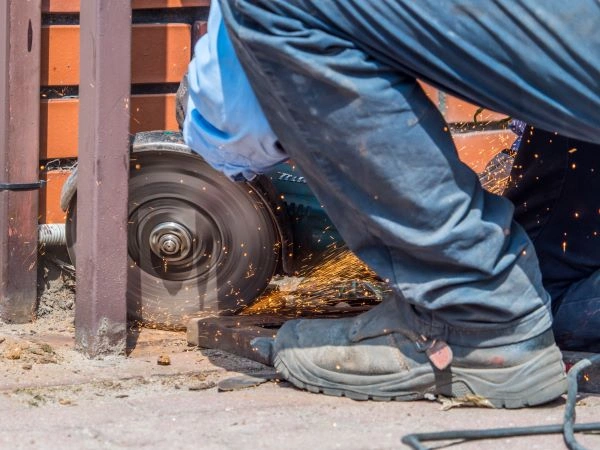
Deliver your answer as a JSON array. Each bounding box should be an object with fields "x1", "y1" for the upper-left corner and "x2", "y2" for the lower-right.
[
  {"x1": 76, "y1": 0, "x2": 131, "y2": 356},
  {"x1": 0, "y1": 0, "x2": 42, "y2": 323}
]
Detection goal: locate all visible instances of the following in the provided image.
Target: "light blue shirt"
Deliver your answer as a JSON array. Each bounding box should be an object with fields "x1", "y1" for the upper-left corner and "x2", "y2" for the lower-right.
[{"x1": 183, "y1": 2, "x2": 287, "y2": 181}]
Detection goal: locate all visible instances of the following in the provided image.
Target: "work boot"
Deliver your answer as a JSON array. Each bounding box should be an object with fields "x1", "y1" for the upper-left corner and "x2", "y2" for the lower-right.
[{"x1": 273, "y1": 299, "x2": 567, "y2": 408}]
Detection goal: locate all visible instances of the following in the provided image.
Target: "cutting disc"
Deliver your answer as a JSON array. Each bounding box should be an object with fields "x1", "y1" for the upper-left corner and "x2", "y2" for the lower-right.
[{"x1": 66, "y1": 149, "x2": 280, "y2": 328}]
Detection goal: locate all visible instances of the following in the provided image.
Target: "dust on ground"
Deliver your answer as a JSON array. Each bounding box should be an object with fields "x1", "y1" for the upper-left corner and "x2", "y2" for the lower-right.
[
  {"x1": 2, "y1": 255, "x2": 600, "y2": 450},
  {"x1": 0, "y1": 249, "x2": 386, "y2": 407},
  {"x1": 0, "y1": 251, "x2": 331, "y2": 408},
  {"x1": 0, "y1": 305, "x2": 271, "y2": 409},
  {"x1": 36, "y1": 252, "x2": 75, "y2": 329}
]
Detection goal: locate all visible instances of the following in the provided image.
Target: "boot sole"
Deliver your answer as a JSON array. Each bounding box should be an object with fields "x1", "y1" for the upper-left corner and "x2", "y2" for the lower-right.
[{"x1": 273, "y1": 343, "x2": 567, "y2": 408}]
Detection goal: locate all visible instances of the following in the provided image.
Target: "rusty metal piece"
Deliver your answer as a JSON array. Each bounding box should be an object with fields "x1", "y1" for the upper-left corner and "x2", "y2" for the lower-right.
[
  {"x1": 187, "y1": 303, "x2": 372, "y2": 366},
  {"x1": 75, "y1": 0, "x2": 131, "y2": 357},
  {"x1": 187, "y1": 316, "x2": 281, "y2": 366},
  {"x1": 0, "y1": 0, "x2": 42, "y2": 323}
]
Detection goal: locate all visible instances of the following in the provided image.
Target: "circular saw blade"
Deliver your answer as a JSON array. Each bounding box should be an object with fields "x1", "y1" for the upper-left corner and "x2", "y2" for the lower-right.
[{"x1": 67, "y1": 149, "x2": 280, "y2": 328}]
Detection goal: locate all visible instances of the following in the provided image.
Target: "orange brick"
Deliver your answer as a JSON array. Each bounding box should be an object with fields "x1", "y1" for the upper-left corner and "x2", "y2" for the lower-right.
[
  {"x1": 41, "y1": 25, "x2": 79, "y2": 86},
  {"x1": 416, "y1": 82, "x2": 506, "y2": 124},
  {"x1": 42, "y1": 24, "x2": 191, "y2": 86},
  {"x1": 418, "y1": 81, "x2": 440, "y2": 108},
  {"x1": 41, "y1": 94, "x2": 178, "y2": 159},
  {"x1": 443, "y1": 94, "x2": 507, "y2": 123},
  {"x1": 43, "y1": 0, "x2": 210, "y2": 13},
  {"x1": 39, "y1": 170, "x2": 71, "y2": 224},
  {"x1": 132, "y1": 24, "x2": 191, "y2": 84},
  {"x1": 42, "y1": 0, "x2": 79, "y2": 13},
  {"x1": 131, "y1": 93, "x2": 179, "y2": 133},
  {"x1": 40, "y1": 98, "x2": 79, "y2": 160},
  {"x1": 453, "y1": 130, "x2": 515, "y2": 172}
]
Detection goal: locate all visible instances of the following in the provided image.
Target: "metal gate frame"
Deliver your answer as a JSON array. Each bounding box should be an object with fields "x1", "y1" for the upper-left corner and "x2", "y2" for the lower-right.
[
  {"x1": 0, "y1": 0, "x2": 131, "y2": 357},
  {"x1": 75, "y1": 0, "x2": 131, "y2": 356}
]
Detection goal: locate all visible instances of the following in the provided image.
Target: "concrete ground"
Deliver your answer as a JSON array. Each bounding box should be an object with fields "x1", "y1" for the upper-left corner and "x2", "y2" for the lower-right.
[{"x1": 0, "y1": 313, "x2": 598, "y2": 450}]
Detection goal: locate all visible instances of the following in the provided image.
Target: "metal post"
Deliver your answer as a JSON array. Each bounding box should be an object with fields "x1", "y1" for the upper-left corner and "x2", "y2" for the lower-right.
[
  {"x1": 0, "y1": 0, "x2": 42, "y2": 323},
  {"x1": 76, "y1": 0, "x2": 131, "y2": 356}
]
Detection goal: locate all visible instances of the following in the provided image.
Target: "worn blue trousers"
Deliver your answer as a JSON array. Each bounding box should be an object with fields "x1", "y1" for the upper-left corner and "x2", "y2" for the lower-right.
[
  {"x1": 507, "y1": 129, "x2": 600, "y2": 352},
  {"x1": 220, "y1": 0, "x2": 600, "y2": 347}
]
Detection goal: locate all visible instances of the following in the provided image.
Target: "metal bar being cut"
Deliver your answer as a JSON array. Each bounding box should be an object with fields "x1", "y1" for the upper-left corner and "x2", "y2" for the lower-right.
[
  {"x1": 76, "y1": 0, "x2": 131, "y2": 356},
  {"x1": 0, "y1": 0, "x2": 42, "y2": 323},
  {"x1": 188, "y1": 317, "x2": 600, "y2": 394}
]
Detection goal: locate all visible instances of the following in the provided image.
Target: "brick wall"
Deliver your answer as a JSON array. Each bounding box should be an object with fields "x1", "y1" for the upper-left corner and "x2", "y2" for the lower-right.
[
  {"x1": 419, "y1": 82, "x2": 513, "y2": 172},
  {"x1": 39, "y1": 1, "x2": 514, "y2": 223},
  {"x1": 39, "y1": 0, "x2": 210, "y2": 223}
]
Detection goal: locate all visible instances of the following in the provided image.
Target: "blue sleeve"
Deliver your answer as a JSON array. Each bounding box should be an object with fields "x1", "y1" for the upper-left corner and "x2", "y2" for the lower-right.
[{"x1": 183, "y1": 1, "x2": 287, "y2": 181}]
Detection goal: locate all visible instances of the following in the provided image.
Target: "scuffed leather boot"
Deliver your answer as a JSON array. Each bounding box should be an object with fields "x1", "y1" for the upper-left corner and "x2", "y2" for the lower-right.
[{"x1": 273, "y1": 299, "x2": 567, "y2": 408}]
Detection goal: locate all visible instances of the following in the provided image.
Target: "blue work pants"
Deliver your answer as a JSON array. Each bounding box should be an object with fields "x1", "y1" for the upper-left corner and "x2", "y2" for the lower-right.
[
  {"x1": 220, "y1": 0, "x2": 600, "y2": 347},
  {"x1": 507, "y1": 130, "x2": 600, "y2": 351}
]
